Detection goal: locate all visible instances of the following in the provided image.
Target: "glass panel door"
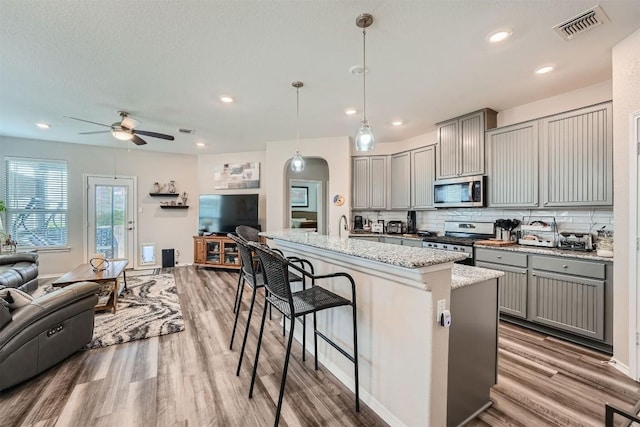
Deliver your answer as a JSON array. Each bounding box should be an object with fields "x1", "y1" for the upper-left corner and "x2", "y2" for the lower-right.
[{"x1": 86, "y1": 176, "x2": 136, "y2": 263}]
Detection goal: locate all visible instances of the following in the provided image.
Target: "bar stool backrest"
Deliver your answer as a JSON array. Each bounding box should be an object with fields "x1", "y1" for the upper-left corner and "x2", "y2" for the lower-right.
[
  {"x1": 248, "y1": 242, "x2": 293, "y2": 306},
  {"x1": 227, "y1": 233, "x2": 255, "y2": 277},
  {"x1": 235, "y1": 225, "x2": 260, "y2": 243}
]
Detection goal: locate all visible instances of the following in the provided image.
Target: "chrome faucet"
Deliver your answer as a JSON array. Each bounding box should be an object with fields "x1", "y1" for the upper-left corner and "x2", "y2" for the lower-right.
[{"x1": 339, "y1": 215, "x2": 349, "y2": 238}]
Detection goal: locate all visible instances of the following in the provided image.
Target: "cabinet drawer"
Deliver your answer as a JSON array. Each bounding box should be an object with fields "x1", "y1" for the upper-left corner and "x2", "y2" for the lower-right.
[
  {"x1": 531, "y1": 256, "x2": 605, "y2": 279},
  {"x1": 475, "y1": 248, "x2": 527, "y2": 267}
]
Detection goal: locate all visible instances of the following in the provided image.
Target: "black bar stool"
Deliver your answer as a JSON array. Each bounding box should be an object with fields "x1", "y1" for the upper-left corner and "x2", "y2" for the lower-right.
[{"x1": 247, "y1": 241, "x2": 359, "y2": 427}]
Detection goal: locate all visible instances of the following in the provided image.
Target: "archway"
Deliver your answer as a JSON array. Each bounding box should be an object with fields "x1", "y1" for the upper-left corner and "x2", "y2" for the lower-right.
[{"x1": 284, "y1": 157, "x2": 329, "y2": 234}]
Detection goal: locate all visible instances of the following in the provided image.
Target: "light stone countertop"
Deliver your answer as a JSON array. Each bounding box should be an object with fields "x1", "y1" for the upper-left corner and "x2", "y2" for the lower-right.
[
  {"x1": 474, "y1": 243, "x2": 614, "y2": 262},
  {"x1": 261, "y1": 230, "x2": 467, "y2": 269},
  {"x1": 451, "y1": 264, "x2": 504, "y2": 290}
]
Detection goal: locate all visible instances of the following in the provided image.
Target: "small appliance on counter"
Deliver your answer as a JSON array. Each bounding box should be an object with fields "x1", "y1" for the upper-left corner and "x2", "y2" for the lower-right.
[
  {"x1": 407, "y1": 210, "x2": 417, "y2": 234},
  {"x1": 386, "y1": 221, "x2": 404, "y2": 234},
  {"x1": 371, "y1": 220, "x2": 384, "y2": 233},
  {"x1": 558, "y1": 232, "x2": 594, "y2": 251},
  {"x1": 353, "y1": 215, "x2": 364, "y2": 232},
  {"x1": 518, "y1": 220, "x2": 557, "y2": 248}
]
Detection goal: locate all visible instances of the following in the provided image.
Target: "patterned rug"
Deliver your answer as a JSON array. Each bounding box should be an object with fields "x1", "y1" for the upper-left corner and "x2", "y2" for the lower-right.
[{"x1": 87, "y1": 272, "x2": 185, "y2": 349}]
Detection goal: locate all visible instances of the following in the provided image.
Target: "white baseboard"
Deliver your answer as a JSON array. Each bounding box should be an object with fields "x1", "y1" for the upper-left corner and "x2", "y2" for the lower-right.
[{"x1": 609, "y1": 357, "x2": 631, "y2": 377}]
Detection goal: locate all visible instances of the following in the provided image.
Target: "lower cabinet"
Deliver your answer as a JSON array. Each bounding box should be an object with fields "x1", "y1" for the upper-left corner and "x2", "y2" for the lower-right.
[
  {"x1": 193, "y1": 235, "x2": 241, "y2": 270},
  {"x1": 475, "y1": 247, "x2": 611, "y2": 350}
]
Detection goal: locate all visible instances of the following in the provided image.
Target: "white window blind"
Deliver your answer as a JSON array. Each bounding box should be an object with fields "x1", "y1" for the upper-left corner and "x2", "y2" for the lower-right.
[{"x1": 5, "y1": 157, "x2": 68, "y2": 248}]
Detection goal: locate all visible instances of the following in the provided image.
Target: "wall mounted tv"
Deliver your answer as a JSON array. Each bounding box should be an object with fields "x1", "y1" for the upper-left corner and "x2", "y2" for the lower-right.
[{"x1": 198, "y1": 194, "x2": 259, "y2": 235}]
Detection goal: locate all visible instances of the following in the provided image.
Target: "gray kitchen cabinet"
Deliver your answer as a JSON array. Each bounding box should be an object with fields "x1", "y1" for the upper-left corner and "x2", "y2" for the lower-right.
[
  {"x1": 476, "y1": 248, "x2": 528, "y2": 319},
  {"x1": 390, "y1": 152, "x2": 410, "y2": 209},
  {"x1": 486, "y1": 120, "x2": 539, "y2": 208},
  {"x1": 352, "y1": 156, "x2": 387, "y2": 210},
  {"x1": 529, "y1": 269, "x2": 605, "y2": 341},
  {"x1": 436, "y1": 109, "x2": 497, "y2": 179},
  {"x1": 540, "y1": 102, "x2": 613, "y2": 207},
  {"x1": 381, "y1": 236, "x2": 403, "y2": 245},
  {"x1": 350, "y1": 235, "x2": 380, "y2": 243},
  {"x1": 410, "y1": 145, "x2": 436, "y2": 209},
  {"x1": 402, "y1": 238, "x2": 423, "y2": 247}
]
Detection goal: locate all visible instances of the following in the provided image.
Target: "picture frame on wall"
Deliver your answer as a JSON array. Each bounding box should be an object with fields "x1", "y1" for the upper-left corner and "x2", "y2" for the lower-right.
[
  {"x1": 213, "y1": 162, "x2": 260, "y2": 189},
  {"x1": 290, "y1": 186, "x2": 308, "y2": 207}
]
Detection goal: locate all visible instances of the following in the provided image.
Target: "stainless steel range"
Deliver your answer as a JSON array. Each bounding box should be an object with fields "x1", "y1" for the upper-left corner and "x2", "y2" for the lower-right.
[{"x1": 421, "y1": 221, "x2": 495, "y2": 265}]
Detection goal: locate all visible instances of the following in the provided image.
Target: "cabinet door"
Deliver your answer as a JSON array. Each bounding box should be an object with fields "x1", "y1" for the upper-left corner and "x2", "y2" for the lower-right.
[
  {"x1": 206, "y1": 239, "x2": 222, "y2": 265},
  {"x1": 411, "y1": 146, "x2": 435, "y2": 209},
  {"x1": 486, "y1": 121, "x2": 539, "y2": 207},
  {"x1": 194, "y1": 238, "x2": 206, "y2": 264},
  {"x1": 222, "y1": 239, "x2": 240, "y2": 266},
  {"x1": 540, "y1": 102, "x2": 612, "y2": 207},
  {"x1": 459, "y1": 111, "x2": 485, "y2": 176},
  {"x1": 390, "y1": 152, "x2": 410, "y2": 209},
  {"x1": 476, "y1": 261, "x2": 528, "y2": 319},
  {"x1": 369, "y1": 156, "x2": 387, "y2": 209},
  {"x1": 352, "y1": 157, "x2": 370, "y2": 209},
  {"x1": 437, "y1": 119, "x2": 459, "y2": 179},
  {"x1": 529, "y1": 270, "x2": 605, "y2": 341}
]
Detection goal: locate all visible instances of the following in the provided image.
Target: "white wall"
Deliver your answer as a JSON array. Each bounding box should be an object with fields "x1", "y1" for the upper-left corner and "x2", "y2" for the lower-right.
[
  {"x1": 612, "y1": 29, "x2": 640, "y2": 369},
  {"x1": 0, "y1": 136, "x2": 199, "y2": 275},
  {"x1": 266, "y1": 137, "x2": 351, "y2": 237},
  {"x1": 197, "y1": 151, "x2": 267, "y2": 228}
]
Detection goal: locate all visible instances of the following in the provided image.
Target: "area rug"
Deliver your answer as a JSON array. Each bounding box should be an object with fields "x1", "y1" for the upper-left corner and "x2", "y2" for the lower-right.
[{"x1": 86, "y1": 272, "x2": 185, "y2": 349}]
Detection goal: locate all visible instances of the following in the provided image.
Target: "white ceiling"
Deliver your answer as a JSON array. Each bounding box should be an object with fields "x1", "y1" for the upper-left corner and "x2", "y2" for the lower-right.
[{"x1": 1, "y1": 0, "x2": 639, "y2": 155}]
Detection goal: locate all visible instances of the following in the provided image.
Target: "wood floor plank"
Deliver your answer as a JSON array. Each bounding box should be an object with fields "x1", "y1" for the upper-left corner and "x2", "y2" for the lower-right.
[{"x1": 3, "y1": 267, "x2": 640, "y2": 427}]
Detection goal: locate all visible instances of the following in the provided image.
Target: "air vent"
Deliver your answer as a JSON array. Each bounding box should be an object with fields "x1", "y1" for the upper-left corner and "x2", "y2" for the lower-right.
[
  {"x1": 179, "y1": 128, "x2": 195, "y2": 134},
  {"x1": 553, "y1": 5, "x2": 609, "y2": 41}
]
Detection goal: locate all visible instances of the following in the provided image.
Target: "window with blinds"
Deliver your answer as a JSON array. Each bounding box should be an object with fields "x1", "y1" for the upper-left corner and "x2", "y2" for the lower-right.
[{"x1": 5, "y1": 157, "x2": 68, "y2": 248}]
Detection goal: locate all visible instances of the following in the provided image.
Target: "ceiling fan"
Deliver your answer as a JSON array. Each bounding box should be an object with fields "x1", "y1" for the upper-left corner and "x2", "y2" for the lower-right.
[{"x1": 67, "y1": 111, "x2": 175, "y2": 145}]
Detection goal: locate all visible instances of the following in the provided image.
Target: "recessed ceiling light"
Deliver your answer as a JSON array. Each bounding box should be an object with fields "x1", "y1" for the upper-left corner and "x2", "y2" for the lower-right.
[
  {"x1": 219, "y1": 95, "x2": 234, "y2": 103},
  {"x1": 535, "y1": 65, "x2": 554, "y2": 75},
  {"x1": 196, "y1": 142, "x2": 206, "y2": 147},
  {"x1": 344, "y1": 108, "x2": 357, "y2": 115},
  {"x1": 36, "y1": 122, "x2": 50, "y2": 129},
  {"x1": 488, "y1": 30, "x2": 512, "y2": 43},
  {"x1": 391, "y1": 120, "x2": 404, "y2": 126}
]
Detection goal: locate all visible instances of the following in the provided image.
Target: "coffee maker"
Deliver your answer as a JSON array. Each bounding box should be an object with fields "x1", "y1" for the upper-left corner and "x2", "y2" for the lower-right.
[
  {"x1": 354, "y1": 215, "x2": 364, "y2": 231},
  {"x1": 407, "y1": 210, "x2": 417, "y2": 234}
]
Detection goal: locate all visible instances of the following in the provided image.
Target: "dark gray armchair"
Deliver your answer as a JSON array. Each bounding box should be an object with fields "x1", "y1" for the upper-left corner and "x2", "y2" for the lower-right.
[
  {"x1": 0, "y1": 281, "x2": 99, "y2": 390},
  {"x1": 0, "y1": 252, "x2": 39, "y2": 294}
]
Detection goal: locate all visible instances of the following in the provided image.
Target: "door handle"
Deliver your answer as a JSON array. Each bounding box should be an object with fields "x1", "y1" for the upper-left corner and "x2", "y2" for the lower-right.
[{"x1": 128, "y1": 227, "x2": 133, "y2": 231}]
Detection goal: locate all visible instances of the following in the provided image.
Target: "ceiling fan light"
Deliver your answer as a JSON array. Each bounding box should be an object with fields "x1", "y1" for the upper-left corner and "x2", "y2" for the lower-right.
[
  {"x1": 291, "y1": 151, "x2": 305, "y2": 172},
  {"x1": 112, "y1": 127, "x2": 133, "y2": 141},
  {"x1": 355, "y1": 120, "x2": 375, "y2": 151}
]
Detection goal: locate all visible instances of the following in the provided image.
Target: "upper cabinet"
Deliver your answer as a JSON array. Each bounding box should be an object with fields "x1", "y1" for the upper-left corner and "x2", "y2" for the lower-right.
[
  {"x1": 352, "y1": 156, "x2": 387, "y2": 210},
  {"x1": 485, "y1": 101, "x2": 613, "y2": 209},
  {"x1": 411, "y1": 146, "x2": 436, "y2": 209},
  {"x1": 486, "y1": 121, "x2": 539, "y2": 208},
  {"x1": 540, "y1": 102, "x2": 613, "y2": 207},
  {"x1": 437, "y1": 109, "x2": 498, "y2": 179},
  {"x1": 390, "y1": 152, "x2": 410, "y2": 209}
]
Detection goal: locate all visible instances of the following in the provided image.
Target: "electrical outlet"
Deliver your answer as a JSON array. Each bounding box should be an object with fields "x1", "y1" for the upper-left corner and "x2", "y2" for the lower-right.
[{"x1": 437, "y1": 299, "x2": 446, "y2": 322}]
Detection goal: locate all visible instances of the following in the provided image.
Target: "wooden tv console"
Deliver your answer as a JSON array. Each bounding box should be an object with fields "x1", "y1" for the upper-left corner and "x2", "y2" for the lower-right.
[{"x1": 193, "y1": 235, "x2": 241, "y2": 270}]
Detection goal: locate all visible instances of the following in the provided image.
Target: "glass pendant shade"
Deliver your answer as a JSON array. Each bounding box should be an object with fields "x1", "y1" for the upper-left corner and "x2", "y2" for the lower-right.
[
  {"x1": 291, "y1": 150, "x2": 305, "y2": 172},
  {"x1": 355, "y1": 120, "x2": 375, "y2": 151}
]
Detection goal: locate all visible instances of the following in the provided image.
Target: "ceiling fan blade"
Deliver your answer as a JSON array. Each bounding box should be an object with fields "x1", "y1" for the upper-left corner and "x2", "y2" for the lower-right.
[
  {"x1": 131, "y1": 135, "x2": 147, "y2": 146},
  {"x1": 66, "y1": 116, "x2": 111, "y2": 128},
  {"x1": 79, "y1": 130, "x2": 111, "y2": 135},
  {"x1": 133, "y1": 129, "x2": 174, "y2": 141}
]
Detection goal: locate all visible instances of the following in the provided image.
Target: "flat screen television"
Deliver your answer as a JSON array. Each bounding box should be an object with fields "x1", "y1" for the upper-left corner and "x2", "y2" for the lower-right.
[{"x1": 198, "y1": 193, "x2": 259, "y2": 235}]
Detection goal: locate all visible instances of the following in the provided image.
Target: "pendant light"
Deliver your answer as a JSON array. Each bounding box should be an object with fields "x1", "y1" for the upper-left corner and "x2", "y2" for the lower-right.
[
  {"x1": 354, "y1": 13, "x2": 375, "y2": 151},
  {"x1": 290, "y1": 81, "x2": 305, "y2": 172}
]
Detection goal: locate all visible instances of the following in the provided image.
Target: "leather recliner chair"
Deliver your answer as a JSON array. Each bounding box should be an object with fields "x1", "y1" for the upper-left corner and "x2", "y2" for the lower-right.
[
  {"x1": 0, "y1": 252, "x2": 39, "y2": 294},
  {"x1": 0, "y1": 281, "x2": 99, "y2": 390}
]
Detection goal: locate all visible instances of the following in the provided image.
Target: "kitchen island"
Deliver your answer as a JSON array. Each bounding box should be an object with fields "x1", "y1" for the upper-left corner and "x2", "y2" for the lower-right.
[{"x1": 261, "y1": 230, "x2": 502, "y2": 427}]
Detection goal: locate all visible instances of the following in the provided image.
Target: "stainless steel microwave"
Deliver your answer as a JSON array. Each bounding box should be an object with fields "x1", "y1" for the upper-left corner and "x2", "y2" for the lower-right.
[{"x1": 433, "y1": 175, "x2": 486, "y2": 208}]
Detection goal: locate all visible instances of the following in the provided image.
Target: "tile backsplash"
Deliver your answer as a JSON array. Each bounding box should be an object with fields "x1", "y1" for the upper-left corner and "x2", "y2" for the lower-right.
[{"x1": 352, "y1": 208, "x2": 614, "y2": 236}]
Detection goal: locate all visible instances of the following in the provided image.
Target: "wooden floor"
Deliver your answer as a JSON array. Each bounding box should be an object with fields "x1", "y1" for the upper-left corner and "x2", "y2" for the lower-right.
[{"x1": 2, "y1": 266, "x2": 640, "y2": 427}]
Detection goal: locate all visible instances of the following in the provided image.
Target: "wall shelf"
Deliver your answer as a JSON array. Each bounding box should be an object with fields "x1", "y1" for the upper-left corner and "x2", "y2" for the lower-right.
[
  {"x1": 160, "y1": 205, "x2": 189, "y2": 209},
  {"x1": 150, "y1": 193, "x2": 180, "y2": 197}
]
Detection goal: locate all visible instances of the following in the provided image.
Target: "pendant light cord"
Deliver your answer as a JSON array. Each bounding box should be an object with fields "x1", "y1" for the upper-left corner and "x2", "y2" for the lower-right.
[
  {"x1": 296, "y1": 85, "x2": 300, "y2": 151},
  {"x1": 362, "y1": 28, "x2": 367, "y2": 122}
]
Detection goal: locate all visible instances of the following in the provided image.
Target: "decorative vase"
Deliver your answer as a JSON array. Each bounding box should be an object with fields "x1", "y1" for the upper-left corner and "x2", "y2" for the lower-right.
[
  {"x1": 168, "y1": 180, "x2": 176, "y2": 193},
  {"x1": 153, "y1": 182, "x2": 160, "y2": 193},
  {"x1": 181, "y1": 192, "x2": 188, "y2": 205}
]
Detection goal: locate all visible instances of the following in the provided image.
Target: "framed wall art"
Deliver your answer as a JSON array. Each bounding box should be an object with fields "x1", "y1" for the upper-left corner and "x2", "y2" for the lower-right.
[
  {"x1": 290, "y1": 186, "x2": 309, "y2": 207},
  {"x1": 213, "y1": 162, "x2": 260, "y2": 189}
]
